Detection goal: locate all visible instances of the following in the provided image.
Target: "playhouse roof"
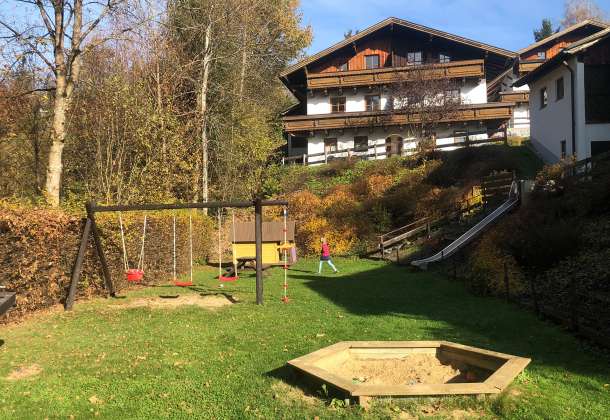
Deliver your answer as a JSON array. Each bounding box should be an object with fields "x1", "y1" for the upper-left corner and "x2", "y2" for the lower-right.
[{"x1": 234, "y1": 221, "x2": 295, "y2": 243}]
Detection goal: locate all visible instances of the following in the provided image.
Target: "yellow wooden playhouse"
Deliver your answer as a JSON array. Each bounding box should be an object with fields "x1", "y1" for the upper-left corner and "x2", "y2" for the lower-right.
[{"x1": 232, "y1": 221, "x2": 296, "y2": 266}]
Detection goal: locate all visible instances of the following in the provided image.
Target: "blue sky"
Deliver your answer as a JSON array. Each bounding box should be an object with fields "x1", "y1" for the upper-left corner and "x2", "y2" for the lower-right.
[{"x1": 299, "y1": 0, "x2": 610, "y2": 54}]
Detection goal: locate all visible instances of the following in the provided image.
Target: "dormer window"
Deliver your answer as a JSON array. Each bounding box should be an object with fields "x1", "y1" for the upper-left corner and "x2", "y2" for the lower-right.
[
  {"x1": 407, "y1": 51, "x2": 422, "y2": 65},
  {"x1": 537, "y1": 51, "x2": 546, "y2": 60},
  {"x1": 338, "y1": 62, "x2": 349, "y2": 72},
  {"x1": 439, "y1": 53, "x2": 451, "y2": 63},
  {"x1": 365, "y1": 54, "x2": 380, "y2": 69}
]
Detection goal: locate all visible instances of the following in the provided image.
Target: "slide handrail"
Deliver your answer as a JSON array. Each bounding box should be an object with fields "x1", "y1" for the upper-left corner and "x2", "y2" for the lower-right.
[{"x1": 411, "y1": 181, "x2": 519, "y2": 270}]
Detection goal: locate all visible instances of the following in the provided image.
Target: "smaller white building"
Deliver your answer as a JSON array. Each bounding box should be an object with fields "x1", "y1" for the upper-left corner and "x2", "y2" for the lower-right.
[{"x1": 514, "y1": 29, "x2": 610, "y2": 162}]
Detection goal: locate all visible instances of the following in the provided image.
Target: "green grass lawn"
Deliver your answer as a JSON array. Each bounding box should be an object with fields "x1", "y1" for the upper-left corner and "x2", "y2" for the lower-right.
[{"x1": 1, "y1": 258, "x2": 609, "y2": 419}]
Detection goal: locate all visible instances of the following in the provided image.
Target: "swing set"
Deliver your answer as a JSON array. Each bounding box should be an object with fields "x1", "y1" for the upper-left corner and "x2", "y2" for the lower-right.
[
  {"x1": 217, "y1": 210, "x2": 239, "y2": 283},
  {"x1": 118, "y1": 213, "x2": 195, "y2": 287},
  {"x1": 66, "y1": 199, "x2": 289, "y2": 310}
]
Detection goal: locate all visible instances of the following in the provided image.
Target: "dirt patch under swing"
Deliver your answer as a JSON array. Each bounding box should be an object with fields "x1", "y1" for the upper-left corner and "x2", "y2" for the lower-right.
[
  {"x1": 121, "y1": 294, "x2": 235, "y2": 310},
  {"x1": 326, "y1": 354, "x2": 464, "y2": 386},
  {"x1": 5, "y1": 364, "x2": 42, "y2": 380}
]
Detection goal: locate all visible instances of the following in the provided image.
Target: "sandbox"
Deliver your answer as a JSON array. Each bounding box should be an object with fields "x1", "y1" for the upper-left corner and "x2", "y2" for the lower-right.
[{"x1": 288, "y1": 341, "x2": 530, "y2": 407}]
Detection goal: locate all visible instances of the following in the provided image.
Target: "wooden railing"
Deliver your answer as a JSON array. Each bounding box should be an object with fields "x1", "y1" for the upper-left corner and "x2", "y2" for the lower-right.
[
  {"x1": 307, "y1": 59, "x2": 485, "y2": 90},
  {"x1": 558, "y1": 150, "x2": 610, "y2": 180},
  {"x1": 282, "y1": 136, "x2": 508, "y2": 166},
  {"x1": 376, "y1": 190, "x2": 484, "y2": 260},
  {"x1": 481, "y1": 171, "x2": 515, "y2": 204},
  {"x1": 518, "y1": 60, "x2": 544, "y2": 74},
  {"x1": 283, "y1": 103, "x2": 514, "y2": 134},
  {"x1": 499, "y1": 91, "x2": 529, "y2": 103}
]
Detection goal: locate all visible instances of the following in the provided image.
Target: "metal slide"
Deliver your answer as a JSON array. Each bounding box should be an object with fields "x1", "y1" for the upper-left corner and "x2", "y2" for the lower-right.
[{"x1": 411, "y1": 181, "x2": 519, "y2": 270}]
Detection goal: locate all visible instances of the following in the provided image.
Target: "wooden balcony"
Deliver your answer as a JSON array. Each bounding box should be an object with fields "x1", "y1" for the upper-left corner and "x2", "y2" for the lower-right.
[
  {"x1": 518, "y1": 60, "x2": 544, "y2": 74},
  {"x1": 306, "y1": 59, "x2": 485, "y2": 90},
  {"x1": 283, "y1": 103, "x2": 513, "y2": 134},
  {"x1": 500, "y1": 91, "x2": 529, "y2": 103}
]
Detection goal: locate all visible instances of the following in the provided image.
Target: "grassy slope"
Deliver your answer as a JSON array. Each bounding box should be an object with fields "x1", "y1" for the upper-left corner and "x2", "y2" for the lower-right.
[{"x1": 1, "y1": 259, "x2": 609, "y2": 419}]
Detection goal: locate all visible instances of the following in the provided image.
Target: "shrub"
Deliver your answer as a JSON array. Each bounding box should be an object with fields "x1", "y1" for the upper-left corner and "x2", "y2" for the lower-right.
[
  {"x1": 467, "y1": 223, "x2": 526, "y2": 296},
  {"x1": 0, "y1": 202, "x2": 214, "y2": 321}
]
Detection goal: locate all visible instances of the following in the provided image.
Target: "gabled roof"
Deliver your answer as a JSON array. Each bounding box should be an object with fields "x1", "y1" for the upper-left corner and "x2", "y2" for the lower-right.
[
  {"x1": 514, "y1": 27, "x2": 610, "y2": 87},
  {"x1": 518, "y1": 19, "x2": 609, "y2": 56},
  {"x1": 280, "y1": 17, "x2": 516, "y2": 78}
]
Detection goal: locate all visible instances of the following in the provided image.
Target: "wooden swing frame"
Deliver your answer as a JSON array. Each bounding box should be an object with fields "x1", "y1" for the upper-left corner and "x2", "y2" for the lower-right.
[{"x1": 65, "y1": 199, "x2": 288, "y2": 310}]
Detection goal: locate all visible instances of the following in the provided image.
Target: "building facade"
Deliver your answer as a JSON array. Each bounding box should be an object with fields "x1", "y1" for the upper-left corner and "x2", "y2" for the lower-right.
[
  {"x1": 514, "y1": 28, "x2": 610, "y2": 162},
  {"x1": 280, "y1": 18, "x2": 516, "y2": 163},
  {"x1": 488, "y1": 20, "x2": 608, "y2": 138}
]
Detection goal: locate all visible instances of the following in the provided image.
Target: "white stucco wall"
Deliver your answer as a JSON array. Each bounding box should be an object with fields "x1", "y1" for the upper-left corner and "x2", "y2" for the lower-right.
[
  {"x1": 529, "y1": 56, "x2": 610, "y2": 162},
  {"x1": 584, "y1": 124, "x2": 610, "y2": 157},
  {"x1": 307, "y1": 91, "x2": 389, "y2": 115},
  {"x1": 306, "y1": 78, "x2": 488, "y2": 115},
  {"x1": 508, "y1": 103, "x2": 530, "y2": 137},
  {"x1": 461, "y1": 79, "x2": 487, "y2": 104},
  {"x1": 305, "y1": 123, "x2": 490, "y2": 163},
  {"x1": 528, "y1": 62, "x2": 573, "y2": 162},
  {"x1": 502, "y1": 69, "x2": 531, "y2": 137}
]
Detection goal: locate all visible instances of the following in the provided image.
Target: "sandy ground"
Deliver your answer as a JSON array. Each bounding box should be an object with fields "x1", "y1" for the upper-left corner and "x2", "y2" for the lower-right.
[
  {"x1": 121, "y1": 294, "x2": 234, "y2": 310},
  {"x1": 5, "y1": 364, "x2": 42, "y2": 380},
  {"x1": 327, "y1": 354, "x2": 462, "y2": 386}
]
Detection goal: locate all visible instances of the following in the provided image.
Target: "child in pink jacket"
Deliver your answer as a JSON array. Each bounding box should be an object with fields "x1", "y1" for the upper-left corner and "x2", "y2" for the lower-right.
[{"x1": 318, "y1": 237, "x2": 338, "y2": 274}]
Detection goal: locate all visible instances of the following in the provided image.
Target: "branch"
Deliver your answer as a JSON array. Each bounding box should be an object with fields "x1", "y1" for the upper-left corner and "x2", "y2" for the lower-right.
[
  {"x1": 80, "y1": 0, "x2": 129, "y2": 43},
  {"x1": 35, "y1": 0, "x2": 55, "y2": 37},
  {"x1": 0, "y1": 86, "x2": 56, "y2": 99},
  {"x1": 0, "y1": 20, "x2": 55, "y2": 70}
]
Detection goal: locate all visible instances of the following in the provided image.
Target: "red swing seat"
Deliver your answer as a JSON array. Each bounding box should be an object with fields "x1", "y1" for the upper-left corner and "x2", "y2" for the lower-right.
[
  {"x1": 218, "y1": 275, "x2": 238, "y2": 282},
  {"x1": 126, "y1": 269, "x2": 144, "y2": 283},
  {"x1": 174, "y1": 280, "x2": 193, "y2": 287}
]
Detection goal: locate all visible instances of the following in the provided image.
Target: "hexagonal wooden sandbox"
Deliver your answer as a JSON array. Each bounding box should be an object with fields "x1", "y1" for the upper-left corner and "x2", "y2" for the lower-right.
[{"x1": 288, "y1": 341, "x2": 530, "y2": 407}]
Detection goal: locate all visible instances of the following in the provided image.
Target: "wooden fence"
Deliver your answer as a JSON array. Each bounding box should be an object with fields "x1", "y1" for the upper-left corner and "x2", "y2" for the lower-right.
[{"x1": 376, "y1": 187, "x2": 484, "y2": 260}]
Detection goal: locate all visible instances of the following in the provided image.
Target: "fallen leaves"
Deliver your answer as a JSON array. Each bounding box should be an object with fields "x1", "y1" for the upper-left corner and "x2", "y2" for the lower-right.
[{"x1": 88, "y1": 395, "x2": 103, "y2": 405}]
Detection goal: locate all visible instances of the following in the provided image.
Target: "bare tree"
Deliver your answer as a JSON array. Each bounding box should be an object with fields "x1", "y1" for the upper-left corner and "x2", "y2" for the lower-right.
[
  {"x1": 0, "y1": 0, "x2": 142, "y2": 206},
  {"x1": 561, "y1": 0, "x2": 607, "y2": 28},
  {"x1": 388, "y1": 68, "x2": 462, "y2": 155}
]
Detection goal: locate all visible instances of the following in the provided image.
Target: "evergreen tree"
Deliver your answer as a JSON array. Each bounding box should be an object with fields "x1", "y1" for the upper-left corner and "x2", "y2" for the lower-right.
[{"x1": 533, "y1": 19, "x2": 557, "y2": 42}]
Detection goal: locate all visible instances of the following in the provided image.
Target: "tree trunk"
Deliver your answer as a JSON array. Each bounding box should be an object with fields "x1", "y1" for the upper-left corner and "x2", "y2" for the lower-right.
[
  {"x1": 197, "y1": 23, "x2": 212, "y2": 207},
  {"x1": 45, "y1": 82, "x2": 67, "y2": 206}
]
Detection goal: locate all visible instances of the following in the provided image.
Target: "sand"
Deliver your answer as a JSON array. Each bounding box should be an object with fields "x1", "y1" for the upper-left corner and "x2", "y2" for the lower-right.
[
  {"x1": 121, "y1": 294, "x2": 234, "y2": 310},
  {"x1": 327, "y1": 354, "x2": 463, "y2": 386}
]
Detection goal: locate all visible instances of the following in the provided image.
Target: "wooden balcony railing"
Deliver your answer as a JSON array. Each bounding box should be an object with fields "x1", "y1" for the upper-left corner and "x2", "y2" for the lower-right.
[
  {"x1": 307, "y1": 59, "x2": 485, "y2": 90},
  {"x1": 283, "y1": 103, "x2": 513, "y2": 134},
  {"x1": 500, "y1": 91, "x2": 529, "y2": 103},
  {"x1": 282, "y1": 135, "x2": 508, "y2": 166},
  {"x1": 518, "y1": 60, "x2": 544, "y2": 74}
]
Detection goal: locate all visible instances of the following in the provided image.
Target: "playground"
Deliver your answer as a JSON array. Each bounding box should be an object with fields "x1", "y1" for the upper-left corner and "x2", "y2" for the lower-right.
[{"x1": 1, "y1": 259, "x2": 609, "y2": 419}]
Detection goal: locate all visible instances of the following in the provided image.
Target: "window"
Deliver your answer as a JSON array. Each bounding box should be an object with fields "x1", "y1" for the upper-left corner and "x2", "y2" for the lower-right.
[
  {"x1": 439, "y1": 53, "x2": 451, "y2": 63},
  {"x1": 445, "y1": 89, "x2": 461, "y2": 103},
  {"x1": 560, "y1": 140, "x2": 566, "y2": 159},
  {"x1": 324, "y1": 138, "x2": 338, "y2": 153},
  {"x1": 540, "y1": 87, "x2": 548, "y2": 109},
  {"x1": 330, "y1": 96, "x2": 346, "y2": 113},
  {"x1": 454, "y1": 130, "x2": 468, "y2": 142},
  {"x1": 407, "y1": 51, "x2": 422, "y2": 65},
  {"x1": 365, "y1": 95, "x2": 381, "y2": 111},
  {"x1": 537, "y1": 51, "x2": 546, "y2": 60},
  {"x1": 585, "y1": 64, "x2": 610, "y2": 123},
  {"x1": 365, "y1": 54, "x2": 380, "y2": 69},
  {"x1": 337, "y1": 61, "x2": 349, "y2": 72},
  {"x1": 556, "y1": 77, "x2": 564, "y2": 101},
  {"x1": 354, "y1": 136, "x2": 369, "y2": 151}
]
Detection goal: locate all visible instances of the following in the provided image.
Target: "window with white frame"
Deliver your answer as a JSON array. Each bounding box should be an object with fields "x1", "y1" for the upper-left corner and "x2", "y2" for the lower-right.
[{"x1": 407, "y1": 51, "x2": 422, "y2": 65}]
